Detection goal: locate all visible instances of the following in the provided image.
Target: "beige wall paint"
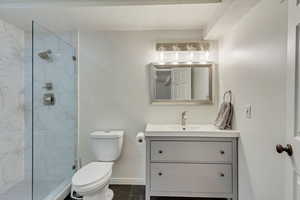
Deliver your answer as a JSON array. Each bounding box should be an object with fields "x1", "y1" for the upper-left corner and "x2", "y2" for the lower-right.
[
  {"x1": 219, "y1": 0, "x2": 287, "y2": 199},
  {"x1": 78, "y1": 30, "x2": 218, "y2": 183}
]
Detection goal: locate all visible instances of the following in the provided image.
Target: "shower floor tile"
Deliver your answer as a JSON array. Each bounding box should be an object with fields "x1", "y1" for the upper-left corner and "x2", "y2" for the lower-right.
[{"x1": 65, "y1": 185, "x2": 226, "y2": 200}]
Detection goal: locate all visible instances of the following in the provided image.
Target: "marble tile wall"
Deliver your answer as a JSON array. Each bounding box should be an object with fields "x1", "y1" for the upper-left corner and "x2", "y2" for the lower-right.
[
  {"x1": 0, "y1": 19, "x2": 25, "y2": 194},
  {"x1": 0, "y1": 19, "x2": 76, "y2": 200}
]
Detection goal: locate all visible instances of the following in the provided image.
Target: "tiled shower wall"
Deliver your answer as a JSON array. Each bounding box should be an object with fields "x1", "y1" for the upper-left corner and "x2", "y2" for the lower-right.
[
  {"x1": 0, "y1": 19, "x2": 25, "y2": 194},
  {"x1": 31, "y1": 26, "x2": 76, "y2": 200}
]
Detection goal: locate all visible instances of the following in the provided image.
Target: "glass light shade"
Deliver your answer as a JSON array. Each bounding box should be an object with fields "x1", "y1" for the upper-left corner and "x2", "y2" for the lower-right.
[
  {"x1": 162, "y1": 51, "x2": 177, "y2": 63},
  {"x1": 157, "y1": 50, "x2": 210, "y2": 64},
  {"x1": 177, "y1": 51, "x2": 191, "y2": 63},
  {"x1": 192, "y1": 51, "x2": 209, "y2": 63}
]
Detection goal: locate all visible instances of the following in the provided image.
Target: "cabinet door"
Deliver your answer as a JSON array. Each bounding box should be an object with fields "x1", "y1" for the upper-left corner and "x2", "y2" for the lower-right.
[{"x1": 150, "y1": 163, "x2": 232, "y2": 194}]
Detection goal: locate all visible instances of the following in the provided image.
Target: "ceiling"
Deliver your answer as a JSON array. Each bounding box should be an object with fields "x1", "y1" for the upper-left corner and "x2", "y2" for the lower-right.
[
  {"x1": 0, "y1": 1, "x2": 229, "y2": 32},
  {"x1": 0, "y1": 0, "x2": 259, "y2": 38}
]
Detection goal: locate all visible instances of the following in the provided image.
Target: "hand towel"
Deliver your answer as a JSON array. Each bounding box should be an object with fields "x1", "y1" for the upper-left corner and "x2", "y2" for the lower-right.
[{"x1": 214, "y1": 102, "x2": 233, "y2": 130}]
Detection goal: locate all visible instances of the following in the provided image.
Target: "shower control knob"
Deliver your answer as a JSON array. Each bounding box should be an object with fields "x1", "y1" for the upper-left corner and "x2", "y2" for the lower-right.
[
  {"x1": 43, "y1": 93, "x2": 55, "y2": 106},
  {"x1": 42, "y1": 82, "x2": 53, "y2": 90}
]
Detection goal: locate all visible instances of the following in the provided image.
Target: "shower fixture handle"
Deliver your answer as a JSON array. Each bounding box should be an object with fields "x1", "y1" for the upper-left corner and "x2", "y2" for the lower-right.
[
  {"x1": 42, "y1": 82, "x2": 53, "y2": 90},
  {"x1": 43, "y1": 93, "x2": 55, "y2": 106}
]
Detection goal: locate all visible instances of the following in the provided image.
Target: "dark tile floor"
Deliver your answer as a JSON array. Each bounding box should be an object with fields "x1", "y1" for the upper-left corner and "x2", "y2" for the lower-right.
[
  {"x1": 110, "y1": 185, "x2": 144, "y2": 200},
  {"x1": 65, "y1": 185, "x2": 225, "y2": 200}
]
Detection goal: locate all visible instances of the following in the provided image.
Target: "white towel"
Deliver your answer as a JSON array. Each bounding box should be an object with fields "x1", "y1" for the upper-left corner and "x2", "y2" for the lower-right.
[{"x1": 214, "y1": 102, "x2": 233, "y2": 130}]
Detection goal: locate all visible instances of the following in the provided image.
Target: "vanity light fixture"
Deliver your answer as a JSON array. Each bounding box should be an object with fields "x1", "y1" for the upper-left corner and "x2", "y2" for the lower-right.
[
  {"x1": 157, "y1": 46, "x2": 165, "y2": 64},
  {"x1": 173, "y1": 44, "x2": 179, "y2": 64},
  {"x1": 158, "y1": 52, "x2": 164, "y2": 64},
  {"x1": 205, "y1": 51, "x2": 210, "y2": 61},
  {"x1": 156, "y1": 41, "x2": 210, "y2": 64}
]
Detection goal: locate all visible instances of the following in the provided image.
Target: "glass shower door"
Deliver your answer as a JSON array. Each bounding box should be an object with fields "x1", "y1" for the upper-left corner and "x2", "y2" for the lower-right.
[{"x1": 32, "y1": 21, "x2": 77, "y2": 200}]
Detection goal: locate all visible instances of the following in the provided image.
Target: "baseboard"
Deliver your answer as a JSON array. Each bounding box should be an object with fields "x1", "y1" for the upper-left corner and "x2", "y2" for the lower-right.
[{"x1": 110, "y1": 178, "x2": 145, "y2": 185}]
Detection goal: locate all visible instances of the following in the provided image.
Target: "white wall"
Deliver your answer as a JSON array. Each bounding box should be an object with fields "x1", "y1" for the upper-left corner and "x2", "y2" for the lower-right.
[
  {"x1": 78, "y1": 30, "x2": 218, "y2": 183},
  {"x1": 219, "y1": 0, "x2": 287, "y2": 199}
]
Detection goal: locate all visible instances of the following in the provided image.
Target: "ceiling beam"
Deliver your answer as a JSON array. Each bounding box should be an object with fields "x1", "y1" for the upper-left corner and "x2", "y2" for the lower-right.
[{"x1": 0, "y1": 0, "x2": 222, "y2": 7}]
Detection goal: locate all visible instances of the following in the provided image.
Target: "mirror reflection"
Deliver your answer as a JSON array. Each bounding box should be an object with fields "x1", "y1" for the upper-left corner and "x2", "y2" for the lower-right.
[{"x1": 150, "y1": 64, "x2": 213, "y2": 104}]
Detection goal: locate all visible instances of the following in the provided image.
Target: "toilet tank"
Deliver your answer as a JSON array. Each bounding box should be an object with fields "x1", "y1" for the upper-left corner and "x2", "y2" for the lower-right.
[{"x1": 90, "y1": 131, "x2": 124, "y2": 162}]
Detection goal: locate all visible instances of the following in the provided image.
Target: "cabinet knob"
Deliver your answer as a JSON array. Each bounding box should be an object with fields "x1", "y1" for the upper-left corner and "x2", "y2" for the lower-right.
[
  {"x1": 220, "y1": 150, "x2": 225, "y2": 155},
  {"x1": 158, "y1": 172, "x2": 163, "y2": 176},
  {"x1": 158, "y1": 150, "x2": 163, "y2": 154},
  {"x1": 220, "y1": 173, "x2": 225, "y2": 177}
]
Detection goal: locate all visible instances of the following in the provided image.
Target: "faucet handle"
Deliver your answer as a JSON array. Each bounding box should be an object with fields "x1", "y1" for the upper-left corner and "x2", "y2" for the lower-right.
[{"x1": 181, "y1": 111, "x2": 188, "y2": 127}]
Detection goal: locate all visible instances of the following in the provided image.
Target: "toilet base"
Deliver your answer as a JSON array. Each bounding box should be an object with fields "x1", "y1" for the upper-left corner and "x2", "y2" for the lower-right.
[
  {"x1": 106, "y1": 188, "x2": 114, "y2": 200},
  {"x1": 82, "y1": 186, "x2": 114, "y2": 200}
]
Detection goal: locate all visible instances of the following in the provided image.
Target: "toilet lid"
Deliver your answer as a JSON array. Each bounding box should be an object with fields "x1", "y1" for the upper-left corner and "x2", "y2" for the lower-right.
[
  {"x1": 72, "y1": 162, "x2": 113, "y2": 187},
  {"x1": 90, "y1": 131, "x2": 124, "y2": 139}
]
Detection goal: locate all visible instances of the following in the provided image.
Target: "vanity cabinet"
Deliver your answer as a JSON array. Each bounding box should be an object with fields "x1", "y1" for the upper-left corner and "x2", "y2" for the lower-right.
[{"x1": 145, "y1": 134, "x2": 238, "y2": 200}]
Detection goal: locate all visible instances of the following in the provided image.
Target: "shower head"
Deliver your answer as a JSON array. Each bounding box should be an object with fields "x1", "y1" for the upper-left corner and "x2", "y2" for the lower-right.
[{"x1": 38, "y1": 49, "x2": 52, "y2": 61}]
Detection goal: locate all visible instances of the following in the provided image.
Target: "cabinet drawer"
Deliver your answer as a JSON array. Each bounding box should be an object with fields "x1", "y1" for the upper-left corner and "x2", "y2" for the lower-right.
[
  {"x1": 150, "y1": 163, "x2": 232, "y2": 194},
  {"x1": 151, "y1": 141, "x2": 232, "y2": 162}
]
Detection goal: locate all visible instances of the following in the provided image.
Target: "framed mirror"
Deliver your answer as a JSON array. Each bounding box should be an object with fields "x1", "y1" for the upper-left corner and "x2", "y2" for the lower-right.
[{"x1": 150, "y1": 63, "x2": 213, "y2": 105}]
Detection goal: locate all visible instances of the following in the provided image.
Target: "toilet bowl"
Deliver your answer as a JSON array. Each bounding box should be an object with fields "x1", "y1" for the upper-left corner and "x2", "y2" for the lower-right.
[
  {"x1": 72, "y1": 131, "x2": 124, "y2": 200},
  {"x1": 72, "y1": 162, "x2": 113, "y2": 200}
]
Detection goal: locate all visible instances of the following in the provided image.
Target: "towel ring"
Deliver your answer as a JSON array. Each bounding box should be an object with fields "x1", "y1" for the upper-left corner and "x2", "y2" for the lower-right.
[{"x1": 223, "y1": 90, "x2": 232, "y2": 103}]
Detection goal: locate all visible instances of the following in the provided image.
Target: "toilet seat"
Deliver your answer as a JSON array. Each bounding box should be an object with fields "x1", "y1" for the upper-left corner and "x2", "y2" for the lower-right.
[{"x1": 72, "y1": 162, "x2": 113, "y2": 195}]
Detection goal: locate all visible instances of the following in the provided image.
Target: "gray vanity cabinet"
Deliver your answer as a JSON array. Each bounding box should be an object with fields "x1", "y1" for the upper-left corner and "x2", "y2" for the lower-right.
[{"x1": 145, "y1": 137, "x2": 238, "y2": 200}]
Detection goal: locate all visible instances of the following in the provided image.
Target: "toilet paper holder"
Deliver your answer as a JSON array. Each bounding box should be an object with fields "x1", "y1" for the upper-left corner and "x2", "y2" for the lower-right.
[{"x1": 136, "y1": 132, "x2": 145, "y2": 144}]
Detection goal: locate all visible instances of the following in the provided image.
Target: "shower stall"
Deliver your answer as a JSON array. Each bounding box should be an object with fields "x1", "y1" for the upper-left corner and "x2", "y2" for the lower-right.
[{"x1": 0, "y1": 21, "x2": 77, "y2": 200}]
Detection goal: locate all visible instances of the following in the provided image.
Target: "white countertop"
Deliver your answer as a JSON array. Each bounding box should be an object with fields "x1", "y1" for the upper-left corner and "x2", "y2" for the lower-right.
[{"x1": 145, "y1": 124, "x2": 240, "y2": 138}]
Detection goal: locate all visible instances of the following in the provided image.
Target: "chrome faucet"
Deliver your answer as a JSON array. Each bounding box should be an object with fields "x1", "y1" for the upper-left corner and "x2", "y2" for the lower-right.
[{"x1": 181, "y1": 111, "x2": 187, "y2": 127}]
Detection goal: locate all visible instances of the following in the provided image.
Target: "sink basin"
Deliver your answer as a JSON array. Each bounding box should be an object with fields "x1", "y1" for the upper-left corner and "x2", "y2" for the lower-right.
[
  {"x1": 181, "y1": 124, "x2": 216, "y2": 131},
  {"x1": 145, "y1": 123, "x2": 240, "y2": 138},
  {"x1": 146, "y1": 124, "x2": 219, "y2": 132}
]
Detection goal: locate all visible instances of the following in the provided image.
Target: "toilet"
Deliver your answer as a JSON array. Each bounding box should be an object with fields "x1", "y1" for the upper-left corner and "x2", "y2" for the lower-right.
[{"x1": 72, "y1": 130, "x2": 124, "y2": 200}]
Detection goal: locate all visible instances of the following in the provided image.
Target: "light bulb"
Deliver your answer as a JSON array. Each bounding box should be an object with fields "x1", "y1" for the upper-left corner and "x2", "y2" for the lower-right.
[
  {"x1": 159, "y1": 51, "x2": 164, "y2": 62},
  {"x1": 190, "y1": 52, "x2": 194, "y2": 62},
  {"x1": 205, "y1": 51, "x2": 210, "y2": 61}
]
